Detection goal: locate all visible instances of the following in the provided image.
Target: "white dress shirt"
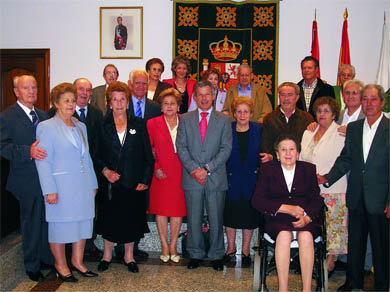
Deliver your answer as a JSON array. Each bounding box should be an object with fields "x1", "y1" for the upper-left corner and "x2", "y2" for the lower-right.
[
  {"x1": 363, "y1": 113, "x2": 383, "y2": 163},
  {"x1": 341, "y1": 106, "x2": 362, "y2": 126}
]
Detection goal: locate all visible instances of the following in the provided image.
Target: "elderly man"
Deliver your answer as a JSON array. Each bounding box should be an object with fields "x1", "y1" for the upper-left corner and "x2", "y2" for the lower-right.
[
  {"x1": 0, "y1": 75, "x2": 54, "y2": 281},
  {"x1": 222, "y1": 64, "x2": 272, "y2": 123},
  {"x1": 127, "y1": 69, "x2": 161, "y2": 120},
  {"x1": 334, "y1": 64, "x2": 356, "y2": 109},
  {"x1": 261, "y1": 82, "x2": 313, "y2": 161},
  {"x1": 91, "y1": 64, "x2": 119, "y2": 115},
  {"x1": 177, "y1": 81, "x2": 232, "y2": 271},
  {"x1": 296, "y1": 56, "x2": 335, "y2": 118},
  {"x1": 318, "y1": 84, "x2": 389, "y2": 292}
]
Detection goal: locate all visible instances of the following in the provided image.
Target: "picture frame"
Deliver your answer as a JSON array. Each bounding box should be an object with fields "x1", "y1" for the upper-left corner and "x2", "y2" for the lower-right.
[{"x1": 100, "y1": 6, "x2": 143, "y2": 59}]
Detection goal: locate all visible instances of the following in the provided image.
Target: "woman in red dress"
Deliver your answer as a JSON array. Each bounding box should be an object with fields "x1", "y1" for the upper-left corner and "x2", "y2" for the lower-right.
[{"x1": 147, "y1": 88, "x2": 186, "y2": 263}]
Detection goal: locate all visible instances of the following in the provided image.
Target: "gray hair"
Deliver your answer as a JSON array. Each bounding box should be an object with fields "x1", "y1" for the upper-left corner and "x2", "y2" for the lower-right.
[
  {"x1": 342, "y1": 79, "x2": 364, "y2": 92},
  {"x1": 13, "y1": 75, "x2": 36, "y2": 88},
  {"x1": 338, "y1": 64, "x2": 356, "y2": 78},
  {"x1": 278, "y1": 82, "x2": 300, "y2": 95},
  {"x1": 129, "y1": 69, "x2": 149, "y2": 84},
  {"x1": 362, "y1": 84, "x2": 385, "y2": 101},
  {"x1": 238, "y1": 64, "x2": 252, "y2": 74},
  {"x1": 194, "y1": 80, "x2": 216, "y2": 96}
]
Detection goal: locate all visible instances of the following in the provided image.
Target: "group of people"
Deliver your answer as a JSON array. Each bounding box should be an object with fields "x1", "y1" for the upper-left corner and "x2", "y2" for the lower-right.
[{"x1": 0, "y1": 54, "x2": 388, "y2": 292}]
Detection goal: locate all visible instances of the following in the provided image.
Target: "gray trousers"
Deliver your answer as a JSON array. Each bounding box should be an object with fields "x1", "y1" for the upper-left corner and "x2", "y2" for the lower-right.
[{"x1": 185, "y1": 189, "x2": 225, "y2": 260}]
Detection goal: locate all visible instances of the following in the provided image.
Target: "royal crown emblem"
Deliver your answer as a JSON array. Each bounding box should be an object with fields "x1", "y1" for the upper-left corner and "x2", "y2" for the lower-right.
[{"x1": 209, "y1": 35, "x2": 242, "y2": 61}]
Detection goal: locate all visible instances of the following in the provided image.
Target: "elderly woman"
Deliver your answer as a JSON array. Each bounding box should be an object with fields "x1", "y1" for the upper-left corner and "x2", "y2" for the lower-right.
[
  {"x1": 223, "y1": 96, "x2": 261, "y2": 265},
  {"x1": 145, "y1": 58, "x2": 172, "y2": 102},
  {"x1": 35, "y1": 83, "x2": 98, "y2": 282},
  {"x1": 147, "y1": 88, "x2": 186, "y2": 263},
  {"x1": 300, "y1": 96, "x2": 348, "y2": 275},
  {"x1": 188, "y1": 68, "x2": 227, "y2": 112},
  {"x1": 163, "y1": 56, "x2": 196, "y2": 114},
  {"x1": 95, "y1": 81, "x2": 154, "y2": 273},
  {"x1": 252, "y1": 135, "x2": 323, "y2": 292}
]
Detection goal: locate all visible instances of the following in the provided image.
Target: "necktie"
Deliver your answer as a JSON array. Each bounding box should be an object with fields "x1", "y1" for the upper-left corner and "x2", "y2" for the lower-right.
[
  {"x1": 136, "y1": 100, "x2": 142, "y2": 118},
  {"x1": 30, "y1": 110, "x2": 39, "y2": 127},
  {"x1": 79, "y1": 108, "x2": 86, "y2": 122},
  {"x1": 200, "y1": 112, "x2": 208, "y2": 144}
]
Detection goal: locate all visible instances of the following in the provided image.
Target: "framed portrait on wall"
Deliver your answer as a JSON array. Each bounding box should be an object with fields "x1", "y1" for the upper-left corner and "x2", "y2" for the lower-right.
[{"x1": 100, "y1": 6, "x2": 143, "y2": 59}]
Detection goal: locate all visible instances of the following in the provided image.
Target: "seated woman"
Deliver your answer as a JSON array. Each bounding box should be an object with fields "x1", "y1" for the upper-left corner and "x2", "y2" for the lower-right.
[
  {"x1": 223, "y1": 96, "x2": 261, "y2": 265},
  {"x1": 95, "y1": 81, "x2": 154, "y2": 274},
  {"x1": 147, "y1": 88, "x2": 186, "y2": 263},
  {"x1": 163, "y1": 56, "x2": 196, "y2": 114},
  {"x1": 145, "y1": 58, "x2": 171, "y2": 103},
  {"x1": 35, "y1": 83, "x2": 98, "y2": 282},
  {"x1": 251, "y1": 134, "x2": 324, "y2": 292}
]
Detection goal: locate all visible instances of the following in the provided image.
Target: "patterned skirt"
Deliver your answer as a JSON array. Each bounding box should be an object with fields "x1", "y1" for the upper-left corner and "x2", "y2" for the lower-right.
[{"x1": 321, "y1": 192, "x2": 348, "y2": 255}]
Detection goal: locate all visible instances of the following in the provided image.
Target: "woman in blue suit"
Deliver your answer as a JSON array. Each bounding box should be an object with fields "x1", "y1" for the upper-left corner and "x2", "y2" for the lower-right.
[
  {"x1": 35, "y1": 83, "x2": 98, "y2": 282},
  {"x1": 223, "y1": 96, "x2": 262, "y2": 265}
]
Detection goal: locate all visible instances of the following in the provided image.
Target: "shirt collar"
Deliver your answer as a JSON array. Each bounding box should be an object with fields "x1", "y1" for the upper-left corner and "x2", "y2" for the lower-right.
[
  {"x1": 17, "y1": 100, "x2": 35, "y2": 116},
  {"x1": 132, "y1": 96, "x2": 145, "y2": 104},
  {"x1": 238, "y1": 83, "x2": 251, "y2": 91},
  {"x1": 364, "y1": 112, "x2": 383, "y2": 130},
  {"x1": 303, "y1": 78, "x2": 317, "y2": 89},
  {"x1": 279, "y1": 107, "x2": 296, "y2": 116}
]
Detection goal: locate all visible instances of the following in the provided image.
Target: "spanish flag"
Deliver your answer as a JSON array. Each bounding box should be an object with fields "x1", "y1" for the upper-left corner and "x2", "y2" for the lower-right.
[
  {"x1": 337, "y1": 8, "x2": 351, "y2": 86},
  {"x1": 311, "y1": 10, "x2": 320, "y2": 78}
]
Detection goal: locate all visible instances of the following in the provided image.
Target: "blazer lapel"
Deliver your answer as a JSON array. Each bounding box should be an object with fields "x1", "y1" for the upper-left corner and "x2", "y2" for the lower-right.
[
  {"x1": 203, "y1": 110, "x2": 217, "y2": 146},
  {"x1": 189, "y1": 110, "x2": 203, "y2": 146},
  {"x1": 365, "y1": 117, "x2": 388, "y2": 166},
  {"x1": 14, "y1": 103, "x2": 35, "y2": 128},
  {"x1": 53, "y1": 115, "x2": 78, "y2": 149}
]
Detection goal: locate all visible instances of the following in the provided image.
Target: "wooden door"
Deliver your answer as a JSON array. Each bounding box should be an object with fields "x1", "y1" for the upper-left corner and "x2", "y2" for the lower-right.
[{"x1": 0, "y1": 49, "x2": 50, "y2": 238}]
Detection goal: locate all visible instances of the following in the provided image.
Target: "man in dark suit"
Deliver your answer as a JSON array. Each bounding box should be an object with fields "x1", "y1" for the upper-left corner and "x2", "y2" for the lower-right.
[
  {"x1": 318, "y1": 84, "x2": 389, "y2": 291},
  {"x1": 91, "y1": 64, "x2": 119, "y2": 115},
  {"x1": 0, "y1": 75, "x2": 54, "y2": 281},
  {"x1": 296, "y1": 56, "x2": 335, "y2": 118},
  {"x1": 114, "y1": 16, "x2": 127, "y2": 50},
  {"x1": 176, "y1": 81, "x2": 232, "y2": 271}
]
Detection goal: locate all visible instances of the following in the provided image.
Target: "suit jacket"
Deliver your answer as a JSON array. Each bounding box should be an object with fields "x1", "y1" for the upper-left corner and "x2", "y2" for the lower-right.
[
  {"x1": 0, "y1": 102, "x2": 48, "y2": 197},
  {"x1": 152, "y1": 81, "x2": 172, "y2": 104},
  {"x1": 95, "y1": 111, "x2": 155, "y2": 190},
  {"x1": 222, "y1": 82, "x2": 272, "y2": 123},
  {"x1": 128, "y1": 97, "x2": 161, "y2": 121},
  {"x1": 336, "y1": 108, "x2": 365, "y2": 125},
  {"x1": 300, "y1": 121, "x2": 347, "y2": 194},
  {"x1": 163, "y1": 78, "x2": 197, "y2": 109},
  {"x1": 176, "y1": 109, "x2": 232, "y2": 191},
  {"x1": 91, "y1": 85, "x2": 107, "y2": 115},
  {"x1": 35, "y1": 115, "x2": 98, "y2": 222},
  {"x1": 325, "y1": 116, "x2": 390, "y2": 214},
  {"x1": 297, "y1": 78, "x2": 336, "y2": 118},
  {"x1": 251, "y1": 160, "x2": 323, "y2": 238},
  {"x1": 226, "y1": 122, "x2": 262, "y2": 201}
]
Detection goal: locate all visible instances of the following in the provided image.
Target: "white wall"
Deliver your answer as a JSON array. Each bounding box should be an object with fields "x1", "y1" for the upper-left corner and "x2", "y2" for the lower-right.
[{"x1": 1, "y1": 0, "x2": 389, "y2": 91}]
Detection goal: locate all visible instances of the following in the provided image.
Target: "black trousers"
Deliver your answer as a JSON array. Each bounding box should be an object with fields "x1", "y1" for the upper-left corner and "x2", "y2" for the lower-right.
[
  {"x1": 16, "y1": 192, "x2": 54, "y2": 272},
  {"x1": 347, "y1": 196, "x2": 389, "y2": 291}
]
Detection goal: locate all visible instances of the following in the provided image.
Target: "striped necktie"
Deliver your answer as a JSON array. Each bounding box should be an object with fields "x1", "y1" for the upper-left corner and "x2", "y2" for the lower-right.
[
  {"x1": 79, "y1": 108, "x2": 86, "y2": 122},
  {"x1": 29, "y1": 110, "x2": 39, "y2": 127},
  {"x1": 136, "y1": 100, "x2": 142, "y2": 118}
]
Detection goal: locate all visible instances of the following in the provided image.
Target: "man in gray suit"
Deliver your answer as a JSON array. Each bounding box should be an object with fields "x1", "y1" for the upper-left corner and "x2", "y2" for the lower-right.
[
  {"x1": 176, "y1": 81, "x2": 232, "y2": 271},
  {"x1": 0, "y1": 75, "x2": 54, "y2": 281},
  {"x1": 90, "y1": 64, "x2": 119, "y2": 115}
]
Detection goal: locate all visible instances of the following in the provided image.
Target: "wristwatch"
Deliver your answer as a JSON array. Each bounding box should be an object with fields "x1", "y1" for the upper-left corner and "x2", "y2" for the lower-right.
[{"x1": 203, "y1": 166, "x2": 211, "y2": 176}]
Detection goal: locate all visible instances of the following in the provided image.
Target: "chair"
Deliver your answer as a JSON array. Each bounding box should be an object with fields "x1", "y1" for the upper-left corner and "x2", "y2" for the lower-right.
[{"x1": 253, "y1": 207, "x2": 328, "y2": 292}]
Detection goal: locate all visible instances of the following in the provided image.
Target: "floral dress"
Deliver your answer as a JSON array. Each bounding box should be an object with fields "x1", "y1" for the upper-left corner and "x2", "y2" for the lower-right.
[{"x1": 300, "y1": 139, "x2": 348, "y2": 255}]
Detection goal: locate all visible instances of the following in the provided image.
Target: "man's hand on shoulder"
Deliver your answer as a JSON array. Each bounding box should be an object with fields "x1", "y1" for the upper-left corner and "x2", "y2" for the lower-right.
[{"x1": 30, "y1": 140, "x2": 47, "y2": 160}]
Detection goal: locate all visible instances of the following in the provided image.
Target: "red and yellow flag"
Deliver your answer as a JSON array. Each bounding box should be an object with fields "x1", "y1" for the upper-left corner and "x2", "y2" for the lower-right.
[
  {"x1": 311, "y1": 11, "x2": 320, "y2": 78},
  {"x1": 337, "y1": 8, "x2": 351, "y2": 85}
]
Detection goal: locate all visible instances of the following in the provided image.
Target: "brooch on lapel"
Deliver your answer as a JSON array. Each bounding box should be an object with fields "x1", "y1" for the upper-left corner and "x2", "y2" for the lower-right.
[{"x1": 129, "y1": 129, "x2": 136, "y2": 135}]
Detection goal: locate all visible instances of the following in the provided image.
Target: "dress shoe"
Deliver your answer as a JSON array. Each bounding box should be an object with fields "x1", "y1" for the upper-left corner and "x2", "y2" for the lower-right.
[
  {"x1": 70, "y1": 264, "x2": 98, "y2": 277},
  {"x1": 337, "y1": 280, "x2": 362, "y2": 292},
  {"x1": 212, "y1": 259, "x2": 224, "y2": 271},
  {"x1": 54, "y1": 268, "x2": 78, "y2": 282},
  {"x1": 125, "y1": 261, "x2": 139, "y2": 273},
  {"x1": 170, "y1": 254, "x2": 180, "y2": 263},
  {"x1": 222, "y1": 250, "x2": 236, "y2": 263},
  {"x1": 134, "y1": 249, "x2": 149, "y2": 260},
  {"x1": 26, "y1": 271, "x2": 44, "y2": 282},
  {"x1": 241, "y1": 254, "x2": 251, "y2": 266},
  {"x1": 187, "y1": 259, "x2": 202, "y2": 269},
  {"x1": 160, "y1": 254, "x2": 170, "y2": 263},
  {"x1": 97, "y1": 260, "x2": 111, "y2": 272}
]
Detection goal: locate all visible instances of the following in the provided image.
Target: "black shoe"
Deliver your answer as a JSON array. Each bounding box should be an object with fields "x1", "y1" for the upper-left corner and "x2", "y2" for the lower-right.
[
  {"x1": 26, "y1": 271, "x2": 44, "y2": 282},
  {"x1": 125, "y1": 261, "x2": 139, "y2": 273},
  {"x1": 337, "y1": 280, "x2": 361, "y2": 292},
  {"x1": 212, "y1": 259, "x2": 224, "y2": 271},
  {"x1": 54, "y1": 268, "x2": 78, "y2": 282},
  {"x1": 133, "y1": 249, "x2": 149, "y2": 260},
  {"x1": 70, "y1": 265, "x2": 98, "y2": 277},
  {"x1": 187, "y1": 259, "x2": 202, "y2": 269},
  {"x1": 97, "y1": 260, "x2": 111, "y2": 272},
  {"x1": 222, "y1": 250, "x2": 236, "y2": 263},
  {"x1": 241, "y1": 254, "x2": 251, "y2": 266}
]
